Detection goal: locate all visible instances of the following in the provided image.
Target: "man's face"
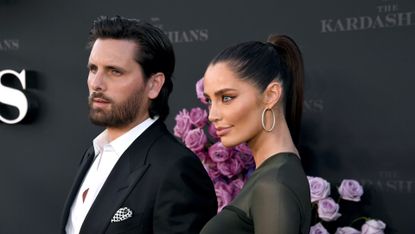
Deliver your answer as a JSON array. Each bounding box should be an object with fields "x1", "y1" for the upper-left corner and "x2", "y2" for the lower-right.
[{"x1": 87, "y1": 38, "x2": 150, "y2": 128}]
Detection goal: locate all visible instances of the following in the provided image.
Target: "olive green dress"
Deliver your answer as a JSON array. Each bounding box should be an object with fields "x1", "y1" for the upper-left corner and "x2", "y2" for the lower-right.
[{"x1": 200, "y1": 153, "x2": 311, "y2": 234}]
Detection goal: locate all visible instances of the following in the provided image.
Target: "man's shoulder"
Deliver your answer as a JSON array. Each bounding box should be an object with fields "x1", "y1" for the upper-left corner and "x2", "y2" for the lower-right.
[
  {"x1": 136, "y1": 122, "x2": 196, "y2": 160},
  {"x1": 150, "y1": 129, "x2": 194, "y2": 156}
]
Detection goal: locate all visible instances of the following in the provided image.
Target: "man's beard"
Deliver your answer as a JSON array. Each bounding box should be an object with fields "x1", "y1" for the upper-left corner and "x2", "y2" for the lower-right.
[{"x1": 88, "y1": 90, "x2": 145, "y2": 128}]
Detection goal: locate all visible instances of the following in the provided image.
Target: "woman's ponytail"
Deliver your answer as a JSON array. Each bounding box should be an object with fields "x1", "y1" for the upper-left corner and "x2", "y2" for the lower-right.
[{"x1": 267, "y1": 35, "x2": 304, "y2": 145}]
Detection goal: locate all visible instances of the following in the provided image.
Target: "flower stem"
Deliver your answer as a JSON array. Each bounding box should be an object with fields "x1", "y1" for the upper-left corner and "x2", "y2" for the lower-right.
[{"x1": 351, "y1": 216, "x2": 369, "y2": 225}]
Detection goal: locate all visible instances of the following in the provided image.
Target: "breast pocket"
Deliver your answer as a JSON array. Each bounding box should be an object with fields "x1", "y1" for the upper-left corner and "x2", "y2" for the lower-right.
[{"x1": 106, "y1": 213, "x2": 148, "y2": 234}]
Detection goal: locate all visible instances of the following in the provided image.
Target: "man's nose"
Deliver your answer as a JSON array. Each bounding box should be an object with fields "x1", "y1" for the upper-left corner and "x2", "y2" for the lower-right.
[{"x1": 88, "y1": 70, "x2": 106, "y2": 91}]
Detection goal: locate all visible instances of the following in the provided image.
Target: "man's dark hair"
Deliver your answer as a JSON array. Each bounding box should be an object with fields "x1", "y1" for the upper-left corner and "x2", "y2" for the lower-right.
[{"x1": 88, "y1": 15, "x2": 175, "y2": 121}]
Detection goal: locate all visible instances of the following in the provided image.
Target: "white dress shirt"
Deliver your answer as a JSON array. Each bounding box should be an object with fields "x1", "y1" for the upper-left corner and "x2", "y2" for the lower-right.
[{"x1": 65, "y1": 117, "x2": 158, "y2": 234}]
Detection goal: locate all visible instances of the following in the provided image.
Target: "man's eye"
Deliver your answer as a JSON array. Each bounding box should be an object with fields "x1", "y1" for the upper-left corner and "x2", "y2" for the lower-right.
[
  {"x1": 111, "y1": 69, "x2": 122, "y2": 76},
  {"x1": 88, "y1": 66, "x2": 97, "y2": 74}
]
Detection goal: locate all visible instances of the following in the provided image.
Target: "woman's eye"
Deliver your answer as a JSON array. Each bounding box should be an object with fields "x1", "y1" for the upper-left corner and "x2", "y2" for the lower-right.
[
  {"x1": 223, "y1": 96, "x2": 233, "y2": 102},
  {"x1": 205, "y1": 98, "x2": 212, "y2": 105}
]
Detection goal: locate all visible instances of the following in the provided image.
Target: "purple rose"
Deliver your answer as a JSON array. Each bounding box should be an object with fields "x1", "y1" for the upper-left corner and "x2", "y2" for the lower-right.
[
  {"x1": 195, "y1": 150, "x2": 208, "y2": 162},
  {"x1": 184, "y1": 128, "x2": 207, "y2": 153},
  {"x1": 335, "y1": 227, "x2": 361, "y2": 234},
  {"x1": 235, "y1": 148, "x2": 255, "y2": 169},
  {"x1": 208, "y1": 123, "x2": 220, "y2": 140},
  {"x1": 195, "y1": 77, "x2": 208, "y2": 104},
  {"x1": 338, "y1": 179, "x2": 364, "y2": 202},
  {"x1": 317, "y1": 197, "x2": 341, "y2": 221},
  {"x1": 204, "y1": 158, "x2": 221, "y2": 181},
  {"x1": 310, "y1": 223, "x2": 329, "y2": 234},
  {"x1": 173, "y1": 109, "x2": 192, "y2": 140},
  {"x1": 235, "y1": 143, "x2": 252, "y2": 155},
  {"x1": 208, "y1": 165, "x2": 221, "y2": 181},
  {"x1": 361, "y1": 219, "x2": 386, "y2": 234},
  {"x1": 214, "y1": 180, "x2": 233, "y2": 212},
  {"x1": 308, "y1": 176, "x2": 331, "y2": 202},
  {"x1": 229, "y1": 177, "x2": 245, "y2": 196},
  {"x1": 217, "y1": 154, "x2": 244, "y2": 178},
  {"x1": 208, "y1": 142, "x2": 231, "y2": 162},
  {"x1": 189, "y1": 107, "x2": 208, "y2": 128}
]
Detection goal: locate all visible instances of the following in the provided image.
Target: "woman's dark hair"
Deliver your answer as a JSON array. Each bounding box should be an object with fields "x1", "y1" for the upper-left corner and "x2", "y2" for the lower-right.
[
  {"x1": 88, "y1": 15, "x2": 175, "y2": 121},
  {"x1": 210, "y1": 35, "x2": 304, "y2": 144}
]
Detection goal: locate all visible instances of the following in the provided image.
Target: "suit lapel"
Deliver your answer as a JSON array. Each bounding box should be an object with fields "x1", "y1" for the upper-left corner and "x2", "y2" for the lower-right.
[
  {"x1": 80, "y1": 120, "x2": 166, "y2": 233},
  {"x1": 60, "y1": 147, "x2": 95, "y2": 233}
]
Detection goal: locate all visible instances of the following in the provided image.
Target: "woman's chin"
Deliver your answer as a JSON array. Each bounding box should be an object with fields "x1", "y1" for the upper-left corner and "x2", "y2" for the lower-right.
[{"x1": 220, "y1": 138, "x2": 240, "y2": 148}]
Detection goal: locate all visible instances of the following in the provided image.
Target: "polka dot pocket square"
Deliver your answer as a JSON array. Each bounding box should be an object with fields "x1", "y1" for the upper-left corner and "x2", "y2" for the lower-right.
[{"x1": 111, "y1": 207, "x2": 133, "y2": 223}]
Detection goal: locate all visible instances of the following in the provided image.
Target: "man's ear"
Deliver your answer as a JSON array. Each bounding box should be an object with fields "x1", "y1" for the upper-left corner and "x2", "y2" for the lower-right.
[
  {"x1": 263, "y1": 81, "x2": 282, "y2": 108},
  {"x1": 147, "y1": 72, "x2": 165, "y2": 99}
]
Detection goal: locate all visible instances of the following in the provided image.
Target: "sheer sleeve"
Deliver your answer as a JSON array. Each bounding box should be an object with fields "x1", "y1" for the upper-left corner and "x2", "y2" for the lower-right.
[{"x1": 251, "y1": 178, "x2": 301, "y2": 234}]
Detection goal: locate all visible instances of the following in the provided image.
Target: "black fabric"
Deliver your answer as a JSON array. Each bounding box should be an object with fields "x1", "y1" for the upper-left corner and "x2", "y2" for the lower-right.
[
  {"x1": 61, "y1": 120, "x2": 217, "y2": 234},
  {"x1": 201, "y1": 153, "x2": 311, "y2": 234}
]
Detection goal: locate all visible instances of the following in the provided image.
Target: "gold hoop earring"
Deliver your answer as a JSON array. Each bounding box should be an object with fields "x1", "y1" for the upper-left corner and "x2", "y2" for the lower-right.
[{"x1": 261, "y1": 108, "x2": 276, "y2": 132}]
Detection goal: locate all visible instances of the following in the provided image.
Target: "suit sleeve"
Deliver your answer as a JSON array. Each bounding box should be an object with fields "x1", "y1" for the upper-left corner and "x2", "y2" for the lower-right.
[
  {"x1": 251, "y1": 179, "x2": 302, "y2": 234},
  {"x1": 153, "y1": 154, "x2": 217, "y2": 234}
]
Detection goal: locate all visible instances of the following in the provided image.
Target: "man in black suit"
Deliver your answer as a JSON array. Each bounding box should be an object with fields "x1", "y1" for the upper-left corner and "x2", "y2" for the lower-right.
[{"x1": 61, "y1": 16, "x2": 217, "y2": 234}]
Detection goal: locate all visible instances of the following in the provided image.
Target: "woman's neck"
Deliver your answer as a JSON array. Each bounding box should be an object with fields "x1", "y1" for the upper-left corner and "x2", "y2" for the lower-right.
[{"x1": 248, "y1": 120, "x2": 298, "y2": 168}]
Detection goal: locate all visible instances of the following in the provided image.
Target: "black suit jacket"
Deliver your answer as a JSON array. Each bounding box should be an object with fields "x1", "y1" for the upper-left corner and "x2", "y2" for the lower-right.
[{"x1": 61, "y1": 120, "x2": 217, "y2": 234}]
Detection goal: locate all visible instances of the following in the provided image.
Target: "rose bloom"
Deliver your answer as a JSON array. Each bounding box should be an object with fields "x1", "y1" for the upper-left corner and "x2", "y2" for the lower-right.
[
  {"x1": 204, "y1": 159, "x2": 221, "y2": 181},
  {"x1": 310, "y1": 222, "x2": 329, "y2": 234},
  {"x1": 207, "y1": 165, "x2": 222, "y2": 181},
  {"x1": 317, "y1": 197, "x2": 341, "y2": 221},
  {"x1": 217, "y1": 155, "x2": 244, "y2": 178},
  {"x1": 195, "y1": 77, "x2": 208, "y2": 104},
  {"x1": 235, "y1": 143, "x2": 252, "y2": 155},
  {"x1": 361, "y1": 219, "x2": 386, "y2": 234},
  {"x1": 214, "y1": 180, "x2": 233, "y2": 212},
  {"x1": 335, "y1": 227, "x2": 361, "y2": 234},
  {"x1": 208, "y1": 142, "x2": 231, "y2": 162},
  {"x1": 189, "y1": 107, "x2": 208, "y2": 128},
  {"x1": 184, "y1": 128, "x2": 207, "y2": 153},
  {"x1": 208, "y1": 123, "x2": 220, "y2": 140},
  {"x1": 173, "y1": 109, "x2": 192, "y2": 140},
  {"x1": 308, "y1": 176, "x2": 331, "y2": 202},
  {"x1": 338, "y1": 179, "x2": 364, "y2": 202},
  {"x1": 236, "y1": 148, "x2": 255, "y2": 169},
  {"x1": 195, "y1": 150, "x2": 208, "y2": 162},
  {"x1": 229, "y1": 177, "x2": 245, "y2": 196}
]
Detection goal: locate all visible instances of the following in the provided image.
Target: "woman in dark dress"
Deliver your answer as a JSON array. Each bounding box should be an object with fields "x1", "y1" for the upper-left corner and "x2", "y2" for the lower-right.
[{"x1": 201, "y1": 35, "x2": 311, "y2": 234}]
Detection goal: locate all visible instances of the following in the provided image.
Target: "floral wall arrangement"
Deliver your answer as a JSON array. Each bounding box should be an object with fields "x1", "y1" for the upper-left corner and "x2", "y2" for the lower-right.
[
  {"x1": 173, "y1": 78, "x2": 386, "y2": 233},
  {"x1": 173, "y1": 79, "x2": 255, "y2": 212},
  {"x1": 308, "y1": 176, "x2": 386, "y2": 234}
]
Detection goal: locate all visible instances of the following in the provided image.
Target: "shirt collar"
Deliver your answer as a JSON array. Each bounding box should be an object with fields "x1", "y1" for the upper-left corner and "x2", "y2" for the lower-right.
[{"x1": 93, "y1": 116, "x2": 159, "y2": 157}]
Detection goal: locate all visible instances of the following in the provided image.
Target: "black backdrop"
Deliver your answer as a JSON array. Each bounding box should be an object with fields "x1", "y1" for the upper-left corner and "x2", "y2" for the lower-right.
[{"x1": 1, "y1": 0, "x2": 414, "y2": 233}]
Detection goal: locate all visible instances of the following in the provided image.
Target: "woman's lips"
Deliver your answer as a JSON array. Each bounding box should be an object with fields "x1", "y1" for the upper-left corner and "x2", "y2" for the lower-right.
[{"x1": 216, "y1": 126, "x2": 232, "y2": 137}]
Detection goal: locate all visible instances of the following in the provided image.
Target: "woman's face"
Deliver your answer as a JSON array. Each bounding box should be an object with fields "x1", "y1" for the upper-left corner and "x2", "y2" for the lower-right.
[{"x1": 203, "y1": 62, "x2": 264, "y2": 147}]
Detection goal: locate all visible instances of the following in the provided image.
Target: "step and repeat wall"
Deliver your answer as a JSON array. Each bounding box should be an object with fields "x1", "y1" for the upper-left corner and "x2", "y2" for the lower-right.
[{"x1": 1, "y1": 0, "x2": 414, "y2": 233}]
